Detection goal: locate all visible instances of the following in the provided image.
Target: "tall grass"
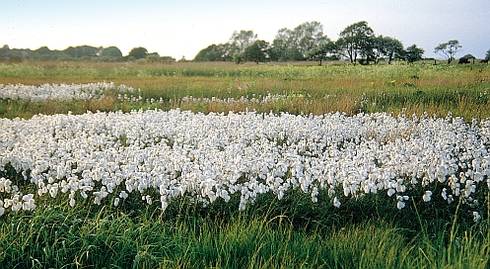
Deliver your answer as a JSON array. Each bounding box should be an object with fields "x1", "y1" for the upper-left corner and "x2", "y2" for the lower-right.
[
  {"x1": 0, "y1": 61, "x2": 489, "y2": 120},
  {"x1": 0, "y1": 195, "x2": 488, "y2": 269}
]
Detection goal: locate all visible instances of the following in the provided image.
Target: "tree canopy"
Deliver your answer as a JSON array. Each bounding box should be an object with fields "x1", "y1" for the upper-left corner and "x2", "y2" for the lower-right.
[
  {"x1": 99, "y1": 46, "x2": 123, "y2": 59},
  {"x1": 434, "y1": 40, "x2": 462, "y2": 64},
  {"x1": 371, "y1": 36, "x2": 404, "y2": 64},
  {"x1": 404, "y1": 44, "x2": 425, "y2": 63},
  {"x1": 336, "y1": 21, "x2": 374, "y2": 64},
  {"x1": 194, "y1": 44, "x2": 230, "y2": 62},
  {"x1": 128, "y1": 47, "x2": 149, "y2": 59},
  {"x1": 243, "y1": 40, "x2": 270, "y2": 63}
]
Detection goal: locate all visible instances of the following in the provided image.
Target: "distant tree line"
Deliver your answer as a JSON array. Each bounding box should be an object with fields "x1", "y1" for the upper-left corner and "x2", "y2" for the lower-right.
[
  {"x1": 0, "y1": 45, "x2": 176, "y2": 62},
  {"x1": 194, "y1": 21, "x2": 490, "y2": 65}
]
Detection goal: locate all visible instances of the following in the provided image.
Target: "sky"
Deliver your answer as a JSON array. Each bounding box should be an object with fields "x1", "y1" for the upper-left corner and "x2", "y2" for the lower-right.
[{"x1": 1, "y1": 0, "x2": 489, "y2": 59}]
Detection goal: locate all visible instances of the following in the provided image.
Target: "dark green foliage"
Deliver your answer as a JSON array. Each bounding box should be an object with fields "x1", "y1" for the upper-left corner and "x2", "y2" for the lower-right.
[
  {"x1": 0, "y1": 190, "x2": 488, "y2": 268},
  {"x1": 194, "y1": 44, "x2": 231, "y2": 61},
  {"x1": 372, "y1": 36, "x2": 404, "y2": 64},
  {"x1": 0, "y1": 45, "x2": 9, "y2": 58},
  {"x1": 99, "y1": 46, "x2": 123, "y2": 59},
  {"x1": 306, "y1": 40, "x2": 337, "y2": 65},
  {"x1": 128, "y1": 47, "x2": 149, "y2": 59},
  {"x1": 270, "y1": 22, "x2": 329, "y2": 62},
  {"x1": 404, "y1": 44, "x2": 425, "y2": 63},
  {"x1": 269, "y1": 28, "x2": 304, "y2": 61},
  {"x1": 0, "y1": 44, "x2": 161, "y2": 62},
  {"x1": 337, "y1": 21, "x2": 375, "y2": 64},
  {"x1": 228, "y1": 30, "x2": 257, "y2": 62},
  {"x1": 459, "y1": 54, "x2": 475, "y2": 64},
  {"x1": 243, "y1": 40, "x2": 269, "y2": 63},
  {"x1": 64, "y1": 45, "x2": 100, "y2": 59},
  {"x1": 29, "y1": 47, "x2": 68, "y2": 60}
]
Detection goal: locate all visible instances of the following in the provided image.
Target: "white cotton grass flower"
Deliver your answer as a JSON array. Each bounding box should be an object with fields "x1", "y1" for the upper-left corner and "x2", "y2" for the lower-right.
[
  {"x1": 396, "y1": 195, "x2": 409, "y2": 210},
  {"x1": 333, "y1": 197, "x2": 341, "y2": 208},
  {"x1": 0, "y1": 201, "x2": 5, "y2": 217},
  {"x1": 472, "y1": 211, "x2": 481, "y2": 223},
  {"x1": 422, "y1": 191, "x2": 432, "y2": 202},
  {"x1": 0, "y1": 109, "x2": 488, "y2": 219},
  {"x1": 387, "y1": 189, "x2": 396, "y2": 197}
]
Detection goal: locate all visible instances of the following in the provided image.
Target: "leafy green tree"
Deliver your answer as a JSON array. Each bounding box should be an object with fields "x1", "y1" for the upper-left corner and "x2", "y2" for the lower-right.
[
  {"x1": 194, "y1": 44, "x2": 231, "y2": 61},
  {"x1": 270, "y1": 28, "x2": 302, "y2": 61},
  {"x1": 371, "y1": 36, "x2": 404, "y2": 64},
  {"x1": 337, "y1": 21, "x2": 375, "y2": 64},
  {"x1": 243, "y1": 40, "x2": 269, "y2": 63},
  {"x1": 0, "y1": 45, "x2": 10, "y2": 59},
  {"x1": 307, "y1": 40, "x2": 337, "y2": 65},
  {"x1": 404, "y1": 44, "x2": 424, "y2": 63},
  {"x1": 228, "y1": 30, "x2": 257, "y2": 63},
  {"x1": 145, "y1": 52, "x2": 162, "y2": 62},
  {"x1": 270, "y1": 22, "x2": 328, "y2": 61},
  {"x1": 291, "y1": 21, "x2": 329, "y2": 59},
  {"x1": 458, "y1": 54, "x2": 475, "y2": 64},
  {"x1": 128, "y1": 47, "x2": 148, "y2": 59},
  {"x1": 485, "y1": 49, "x2": 490, "y2": 61},
  {"x1": 99, "y1": 46, "x2": 122, "y2": 59},
  {"x1": 434, "y1": 40, "x2": 462, "y2": 64}
]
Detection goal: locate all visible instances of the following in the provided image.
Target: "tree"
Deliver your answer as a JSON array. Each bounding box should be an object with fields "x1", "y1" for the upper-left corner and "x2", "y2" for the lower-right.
[
  {"x1": 291, "y1": 21, "x2": 329, "y2": 59},
  {"x1": 99, "y1": 46, "x2": 123, "y2": 59},
  {"x1": 486, "y1": 49, "x2": 490, "y2": 61},
  {"x1": 270, "y1": 28, "x2": 302, "y2": 61},
  {"x1": 404, "y1": 44, "x2": 424, "y2": 63},
  {"x1": 269, "y1": 21, "x2": 328, "y2": 62},
  {"x1": 243, "y1": 40, "x2": 269, "y2": 63},
  {"x1": 194, "y1": 44, "x2": 230, "y2": 61},
  {"x1": 128, "y1": 47, "x2": 148, "y2": 59},
  {"x1": 337, "y1": 21, "x2": 375, "y2": 64},
  {"x1": 372, "y1": 36, "x2": 404, "y2": 64},
  {"x1": 458, "y1": 54, "x2": 475, "y2": 64},
  {"x1": 0, "y1": 45, "x2": 10, "y2": 59},
  {"x1": 434, "y1": 40, "x2": 462, "y2": 64},
  {"x1": 228, "y1": 30, "x2": 257, "y2": 63},
  {"x1": 307, "y1": 40, "x2": 337, "y2": 65}
]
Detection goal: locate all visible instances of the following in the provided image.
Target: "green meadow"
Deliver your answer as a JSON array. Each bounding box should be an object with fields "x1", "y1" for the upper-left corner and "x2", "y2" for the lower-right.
[
  {"x1": 0, "y1": 61, "x2": 489, "y2": 268},
  {"x1": 1, "y1": 61, "x2": 489, "y2": 119}
]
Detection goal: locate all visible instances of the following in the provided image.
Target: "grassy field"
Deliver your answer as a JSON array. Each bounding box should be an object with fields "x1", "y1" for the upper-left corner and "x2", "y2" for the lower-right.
[
  {"x1": 0, "y1": 61, "x2": 489, "y2": 268},
  {"x1": 0, "y1": 61, "x2": 489, "y2": 119}
]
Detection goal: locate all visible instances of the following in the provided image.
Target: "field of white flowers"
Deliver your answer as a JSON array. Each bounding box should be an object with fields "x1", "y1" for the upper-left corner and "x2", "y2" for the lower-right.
[
  {"x1": 0, "y1": 82, "x2": 136, "y2": 101},
  {"x1": 1, "y1": 108, "x2": 489, "y2": 220}
]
